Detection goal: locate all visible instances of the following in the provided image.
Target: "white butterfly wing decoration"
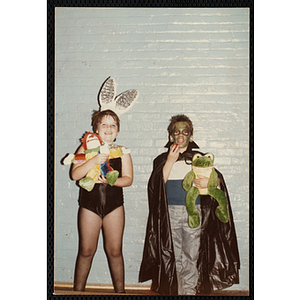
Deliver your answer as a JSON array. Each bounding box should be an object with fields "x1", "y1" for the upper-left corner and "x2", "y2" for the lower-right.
[{"x1": 98, "y1": 76, "x2": 138, "y2": 116}]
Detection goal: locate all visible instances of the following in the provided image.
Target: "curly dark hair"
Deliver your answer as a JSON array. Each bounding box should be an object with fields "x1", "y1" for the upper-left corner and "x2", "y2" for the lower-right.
[
  {"x1": 167, "y1": 114, "x2": 193, "y2": 136},
  {"x1": 91, "y1": 109, "x2": 120, "y2": 133}
]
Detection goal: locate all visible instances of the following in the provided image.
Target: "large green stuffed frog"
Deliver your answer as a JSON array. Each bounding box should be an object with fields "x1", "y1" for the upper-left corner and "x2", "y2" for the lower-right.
[{"x1": 182, "y1": 153, "x2": 229, "y2": 228}]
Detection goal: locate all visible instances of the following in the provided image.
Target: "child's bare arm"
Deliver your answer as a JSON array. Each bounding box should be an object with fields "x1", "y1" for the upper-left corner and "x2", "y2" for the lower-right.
[
  {"x1": 71, "y1": 145, "x2": 108, "y2": 181},
  {"x1": 162, "y1": 144, "x2": 179, "y2": 183},
  {"x1": 112, "y1": 153, "x2": 133, "y2": 187}
]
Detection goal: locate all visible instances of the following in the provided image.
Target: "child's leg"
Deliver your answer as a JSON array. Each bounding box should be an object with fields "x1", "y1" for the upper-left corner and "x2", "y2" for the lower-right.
[
  {"x1": 181, "y1": 204, "x2": 201, "y2": 295},
  {"x1": 102, "y1": 206, "x2": 125, "y2": 293},
  {"x1": 168, "y1": 205, "x2": 184, "y2": 294},
  {"x1": 74, "y1": 207, "x2": 102, "y2": 291}
]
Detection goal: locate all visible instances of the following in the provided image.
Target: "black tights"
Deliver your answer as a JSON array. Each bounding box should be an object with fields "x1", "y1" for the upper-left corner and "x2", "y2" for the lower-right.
[{"x1": 73, "y1": 206, "x2": 125, "y2": 293}]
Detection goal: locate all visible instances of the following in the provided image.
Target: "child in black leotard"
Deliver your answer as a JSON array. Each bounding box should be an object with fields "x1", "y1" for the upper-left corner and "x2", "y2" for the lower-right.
[{"x1": 72, "y1": 109, "x2": 133, "y2": 293}]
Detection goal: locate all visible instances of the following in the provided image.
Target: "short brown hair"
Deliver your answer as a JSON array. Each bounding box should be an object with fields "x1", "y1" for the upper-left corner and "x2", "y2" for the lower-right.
[
  {"x1": 167, "y1": 114, "x2": 193, "y2": 136},
  {"x1": 91, "y1": 109, "x2": 120, "y2": 133}
]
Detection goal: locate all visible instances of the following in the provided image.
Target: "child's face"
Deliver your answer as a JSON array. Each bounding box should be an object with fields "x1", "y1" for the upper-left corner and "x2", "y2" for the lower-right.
[
  {"x1": 96, "y1": 115, "x2": 119, "y2": 144},
  {"x1": 171, "y1": 122, "x2": 192, "y2": 149}
]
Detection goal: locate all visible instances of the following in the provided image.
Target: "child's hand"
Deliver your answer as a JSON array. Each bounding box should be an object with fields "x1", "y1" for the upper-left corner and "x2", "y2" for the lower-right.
[
  {"x1": 93, "y1": 153, "x2": 109, "y2": 165},
  {"x1": 167, "y1": 143, "x2": 179, "y2": 164},
  {"x1": 97, "y1": 174, "x2": 109, "y2": 184},
  {"x1": 193, "y1": 176, "x2": 209, "y2": 189}
]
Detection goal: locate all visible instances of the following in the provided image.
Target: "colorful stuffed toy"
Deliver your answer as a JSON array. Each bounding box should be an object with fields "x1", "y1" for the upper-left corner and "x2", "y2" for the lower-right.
[
  {"x1": 62, "y1": 132, "x2": 130, "y2": 192},
  {"x1": 182, "y1": 153, "x2": 229, "y2": 228}
]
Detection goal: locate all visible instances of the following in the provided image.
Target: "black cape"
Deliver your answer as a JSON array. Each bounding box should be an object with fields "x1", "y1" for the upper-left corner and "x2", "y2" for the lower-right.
[{"x1": 138, "y1": 142, "x2": 240, "y2": 295}]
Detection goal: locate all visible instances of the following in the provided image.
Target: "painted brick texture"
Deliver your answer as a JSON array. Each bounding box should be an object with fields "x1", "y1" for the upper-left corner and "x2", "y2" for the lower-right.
[{"x1": 55, "y1": 7, "x2": 249, "y2": 291}]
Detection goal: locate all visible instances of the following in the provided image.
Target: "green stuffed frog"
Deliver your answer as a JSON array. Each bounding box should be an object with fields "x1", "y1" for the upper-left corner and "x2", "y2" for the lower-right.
[{"x1": 182, "y1": 153, "x2": 229, "y2": 228}]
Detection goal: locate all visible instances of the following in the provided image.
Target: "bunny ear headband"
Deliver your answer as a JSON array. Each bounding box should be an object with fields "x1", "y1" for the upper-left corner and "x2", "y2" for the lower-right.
[{"x1": 97, "y1": 76, "x2": 139, "y2": 116}]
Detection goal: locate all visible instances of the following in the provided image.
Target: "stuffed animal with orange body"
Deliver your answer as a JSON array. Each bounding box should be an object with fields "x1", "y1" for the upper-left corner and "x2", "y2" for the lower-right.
[{"x1": 62, "y1": 132, "x2": 130, "y2": 192}]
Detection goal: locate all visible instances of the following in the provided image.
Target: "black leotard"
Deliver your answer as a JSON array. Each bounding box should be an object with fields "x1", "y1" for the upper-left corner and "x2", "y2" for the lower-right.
[{"x1": 78, "y1": 157, "x2": 123, "y2": 218}]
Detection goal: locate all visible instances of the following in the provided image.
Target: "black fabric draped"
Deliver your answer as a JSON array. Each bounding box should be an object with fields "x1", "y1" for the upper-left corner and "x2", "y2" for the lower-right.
[{"x1": 139, "y1": 142, "x2": 240, "y2": 295}]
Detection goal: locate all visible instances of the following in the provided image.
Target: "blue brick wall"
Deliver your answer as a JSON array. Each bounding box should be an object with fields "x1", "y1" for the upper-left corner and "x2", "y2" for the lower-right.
[{"x1": 55, "y1": 7, "x2": 249, "y2": 291}]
